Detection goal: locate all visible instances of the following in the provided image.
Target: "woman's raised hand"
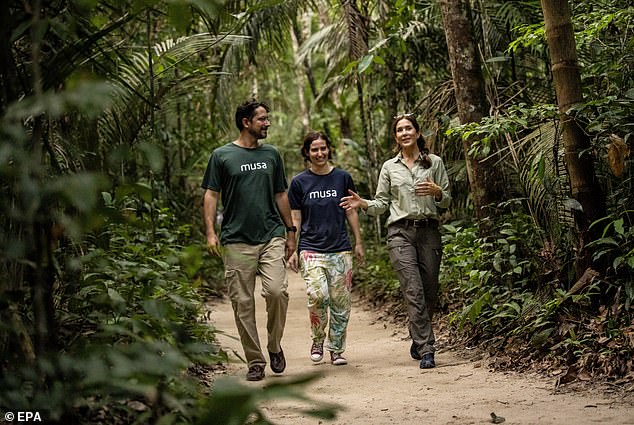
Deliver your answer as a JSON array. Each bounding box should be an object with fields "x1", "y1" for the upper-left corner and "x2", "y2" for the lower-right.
[{"x1": 340, "y1": 189, "x2": 366, "y2": 211}]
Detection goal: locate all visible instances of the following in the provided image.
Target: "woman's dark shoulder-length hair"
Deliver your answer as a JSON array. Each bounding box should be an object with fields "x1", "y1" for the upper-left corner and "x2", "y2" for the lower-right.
[
  {"x1": 301, "y1": 131, "x2": 333, "y2": 161},
  {"x1": 391, "y1": 114, "x2": 431, "y2": 168}
]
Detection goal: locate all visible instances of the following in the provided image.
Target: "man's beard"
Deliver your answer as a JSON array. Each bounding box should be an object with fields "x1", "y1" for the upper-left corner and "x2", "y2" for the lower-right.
[{"x1": 249, "y1": 127, "x2": 268, "y2": 140}]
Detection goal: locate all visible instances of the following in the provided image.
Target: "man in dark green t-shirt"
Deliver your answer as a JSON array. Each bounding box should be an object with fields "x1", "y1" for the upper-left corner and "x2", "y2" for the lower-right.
[{"x1": 202, "y1": 100, "x2": 297, "y2": 381}]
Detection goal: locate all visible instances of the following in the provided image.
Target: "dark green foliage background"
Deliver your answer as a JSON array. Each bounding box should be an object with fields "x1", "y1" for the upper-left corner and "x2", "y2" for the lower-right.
[{"x1": 0, "y1": 0, "x2": 632, "y2": 423}]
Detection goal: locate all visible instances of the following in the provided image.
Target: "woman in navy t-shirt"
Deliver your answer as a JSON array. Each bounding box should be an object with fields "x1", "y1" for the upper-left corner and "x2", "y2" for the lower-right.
[{"x1": 288, "y1": 131, "x2": 365, "y2": 366}]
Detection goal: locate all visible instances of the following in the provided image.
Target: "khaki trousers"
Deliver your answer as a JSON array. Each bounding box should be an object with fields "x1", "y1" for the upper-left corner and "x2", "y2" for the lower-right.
[
  {"x1": 223, "y1": 237, "x2": 289, "y2": 367},
  {"x1": 387, "y1": 221, "x2": 442, "y2": 356}
]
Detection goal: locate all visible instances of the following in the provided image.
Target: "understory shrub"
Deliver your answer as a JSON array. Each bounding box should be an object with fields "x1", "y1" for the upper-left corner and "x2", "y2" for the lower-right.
[
  {"x1": 439, "y1": 207, "x2": 633, "y2": 378},
  {"x1": 0, "y1": 194, "x2": 334, "y2": 424}
]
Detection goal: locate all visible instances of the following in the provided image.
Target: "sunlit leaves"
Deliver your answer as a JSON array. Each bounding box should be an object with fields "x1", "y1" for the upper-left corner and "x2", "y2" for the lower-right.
[{"x1": 507, "y1": 23, "x2": 544, "y2": 53}]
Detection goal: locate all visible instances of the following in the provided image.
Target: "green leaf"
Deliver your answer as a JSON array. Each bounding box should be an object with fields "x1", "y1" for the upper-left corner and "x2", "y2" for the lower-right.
[
  {"x1": 594, "y1": 237, "x2": 620, "y2": 247},
  {"x1": 180, "y1": 245, "x2": 203, "y2": 278},
  {"x1": 101, "y1": 191, "x2": 113, "y2": 206},
  {"x1": 503, "y1": 302, "x2": 521, "y2": 315},
  {"x1": 357, "y1": 54, "x2": 374, "y2": 74},
  {"x1": 116, "y1": 182, "x2": 153, "y2": 203},
  {"x1": 148, "y1": 257, "x2": 171, "y2": 270},
  {"x1": 614, "y1": 218, "x2": 625, "y2": 235},
  {"x1": 485, "y1": 56, "x2": 511, "y2": 63},
  {"x1": 139, "y1": 142, "x2": 165, "y2": 172},
  {"x1": 613, "y1": 256, "x2": 624, "y2": 270},
  {"x1": 372, "y1": 55, "x2": 385, "y2": 65},
  {"x1": 493, "y1": 258, "x2": 502, "y2": 273},
  {"x1": 442, "y1": 224, "x2": 458, "y2": 233},
  {"x1": 55, "y1": 173, "x2": 108, "y2": 212},
  {"x1": 107, "y1": 288, "x2": 126, "y2": 305},
  {"x1": 342, "y1": 61, "x2": 357, "y2": 75},
  {"x1": 143, "y1": 299, "x2": 173, "y2": 319},
  {"x1": 563, "y1": 198, "x2": 583, "y2": 211}
]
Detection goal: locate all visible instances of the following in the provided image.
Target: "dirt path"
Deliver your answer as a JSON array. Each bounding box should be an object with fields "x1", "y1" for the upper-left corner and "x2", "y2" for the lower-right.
[{"x1": 208, "y1": 271, "x2": 634, "y2": 425}]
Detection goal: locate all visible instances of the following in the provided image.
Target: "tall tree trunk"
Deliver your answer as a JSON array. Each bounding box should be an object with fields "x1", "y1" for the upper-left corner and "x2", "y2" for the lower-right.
[
  {"x1": 146, "y1": 9, "x2": 157, "y2": 242},
  {"x1": 540, "y1": 0, "x2": 606, "y2": 277},
  {"x1": 291, "y1": 19, "x2": 310, "y2": 133},
  {"x1": 439, "y1": 0, "x2": 502, "y2": 226}
]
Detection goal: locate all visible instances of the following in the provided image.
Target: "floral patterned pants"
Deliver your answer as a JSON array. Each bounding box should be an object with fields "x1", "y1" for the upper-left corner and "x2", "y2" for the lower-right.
[{"x1": 299, "y1": 250, "x2": 353, "y2": 353}]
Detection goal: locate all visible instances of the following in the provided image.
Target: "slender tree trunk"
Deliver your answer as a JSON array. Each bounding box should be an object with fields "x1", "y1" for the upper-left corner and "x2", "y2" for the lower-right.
[
  {"x1": 439, "y1": 0, "x2": 502, "y2": 226},
  {"x1": 146, "y1": 9, "x2": 158, "y2": 241},
  {"x1": 293, "y1": 13, "x2": 318, "y2": 100},
  {"x1": 540, "y1": 0, "x2": 606, "y2": 277},
  {"x1": 291, "y1": 20, "x2": 310, "y2": 132}
]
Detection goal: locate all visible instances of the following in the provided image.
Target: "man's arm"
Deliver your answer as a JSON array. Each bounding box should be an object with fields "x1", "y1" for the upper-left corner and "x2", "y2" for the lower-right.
[
  {"x1": 287, "y1": 209, "x2": 302, "y2": 273},
  {"x1": 203, "y1": 189, "x2": 221, "y2": 256},
  {"x1": 275, "y1": 191, "x2": 296, "y2": 261}
]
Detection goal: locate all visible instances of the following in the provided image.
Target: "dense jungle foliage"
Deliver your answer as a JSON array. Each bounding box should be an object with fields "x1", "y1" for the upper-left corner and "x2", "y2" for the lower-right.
[{"x1": 0, "y1": 0, "x2": 632, "y2": 423}]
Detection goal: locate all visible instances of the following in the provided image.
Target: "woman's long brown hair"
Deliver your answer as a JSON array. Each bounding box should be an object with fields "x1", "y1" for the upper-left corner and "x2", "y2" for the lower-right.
[{"x1": 391, "y1": 114, "x2": 431, "y2": 169}]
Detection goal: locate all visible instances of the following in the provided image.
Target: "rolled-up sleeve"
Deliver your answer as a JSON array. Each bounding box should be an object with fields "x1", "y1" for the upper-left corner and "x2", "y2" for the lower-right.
[
  {"x1": 434, "y1": 157, "x2": 451, "y2": 209},
  {"x1": 365, "y1": 163, "x2": 391, "y2": 216}
]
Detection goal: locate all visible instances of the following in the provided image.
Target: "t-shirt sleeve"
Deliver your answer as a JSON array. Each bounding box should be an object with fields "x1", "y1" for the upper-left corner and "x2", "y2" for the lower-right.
[
  {"x1": 288, "y1": 177, "x2": 302, "y2": 210},
  {"x1": 345, "y1": 171, "x2": 356, "y2": 194},
  {"x1": 201, "y1": 151, "x2": 222, "y2": 191},
  {"x1": 273, "y1": 149, "x2": 288, "y2": 193}
]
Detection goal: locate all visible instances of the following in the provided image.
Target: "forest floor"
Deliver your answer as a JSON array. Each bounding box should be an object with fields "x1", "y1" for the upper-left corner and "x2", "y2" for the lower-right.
[{"x1": 207, "y1": 271, "x2": 634, "y2": 425}]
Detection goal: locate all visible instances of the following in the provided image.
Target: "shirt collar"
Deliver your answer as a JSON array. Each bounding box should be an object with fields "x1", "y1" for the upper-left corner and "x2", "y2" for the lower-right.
[{"x1": 394, "y1": 151, "x2": 424, "y2": 163}]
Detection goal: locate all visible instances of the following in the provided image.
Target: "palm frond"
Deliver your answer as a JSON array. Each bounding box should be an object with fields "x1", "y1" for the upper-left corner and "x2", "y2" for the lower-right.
[
  {"x1": 514, "y1": 122, "x2": 575, "y2": 239},
  {"x1": 42, "y1": 12, "x2": 138, "y2": 91},
  {"x1": 99, "y1": 33, "x2": 248, "y2": 148},
  {"x1": 340, "y1": 0, "x2": 368, "y2": 60}
]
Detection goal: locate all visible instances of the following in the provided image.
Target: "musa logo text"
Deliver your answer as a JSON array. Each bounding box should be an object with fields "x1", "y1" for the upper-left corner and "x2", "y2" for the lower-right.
[
  {"x1": 241, "y1": 162, "x2": 267, "y2": 172},
  {"x1": 308, "y1": 190, "x2": 338, "y2": 199}
]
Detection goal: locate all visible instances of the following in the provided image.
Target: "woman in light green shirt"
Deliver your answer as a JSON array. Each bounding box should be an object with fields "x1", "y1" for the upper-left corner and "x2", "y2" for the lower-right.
[{"x1": 340, "y1": 113, "x2": 451, "y2": 369}]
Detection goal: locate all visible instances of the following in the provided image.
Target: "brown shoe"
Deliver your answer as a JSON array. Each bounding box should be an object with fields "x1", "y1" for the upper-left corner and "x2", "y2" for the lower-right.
[{"x1": 246, "y1": 365, "x2": 265, "y2": 381}]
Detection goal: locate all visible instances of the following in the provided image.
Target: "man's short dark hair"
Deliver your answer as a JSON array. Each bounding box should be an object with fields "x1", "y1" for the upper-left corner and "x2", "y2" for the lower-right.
[{"x1": 235, "y1": 100, "x2": 270, "y2": 131}]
